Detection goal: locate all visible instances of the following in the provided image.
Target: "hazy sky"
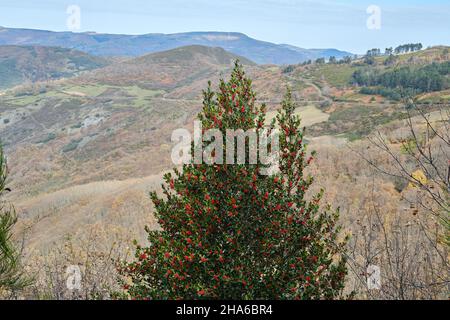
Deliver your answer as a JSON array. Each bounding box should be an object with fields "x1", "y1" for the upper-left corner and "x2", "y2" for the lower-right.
[{"x1": 1, "y1": 0, "x2": 449, "y2": 53}]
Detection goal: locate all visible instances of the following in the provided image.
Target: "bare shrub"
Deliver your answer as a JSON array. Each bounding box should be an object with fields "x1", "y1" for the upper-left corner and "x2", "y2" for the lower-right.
[
  {"x1": 346, "y1": 181, "x2": 448, "y2": 299},
  {"x1": 349, "y1": 104, "x2": 449, "y2": 299},
  {"x1": 22, "y1": 230, "x2": 130, "y2": 300}
]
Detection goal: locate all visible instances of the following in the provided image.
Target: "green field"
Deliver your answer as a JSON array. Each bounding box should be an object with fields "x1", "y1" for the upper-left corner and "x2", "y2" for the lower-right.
[{"x1": 310, "y1": 64, "x2": 358, "y2": 87}]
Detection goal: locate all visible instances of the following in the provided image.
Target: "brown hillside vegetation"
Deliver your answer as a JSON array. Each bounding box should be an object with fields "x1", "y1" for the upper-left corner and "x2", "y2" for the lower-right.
[
  {"x1": 77, "y1": 45, "x2": 255, "y2": 90},
  {"x1": 0, "y1": 45, "x2": 110, "y2": 89}
]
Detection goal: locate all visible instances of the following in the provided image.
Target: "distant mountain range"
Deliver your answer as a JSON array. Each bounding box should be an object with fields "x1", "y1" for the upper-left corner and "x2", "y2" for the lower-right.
[{"x1": 0, "y1": 27, "x2": 352, "y2": 65}]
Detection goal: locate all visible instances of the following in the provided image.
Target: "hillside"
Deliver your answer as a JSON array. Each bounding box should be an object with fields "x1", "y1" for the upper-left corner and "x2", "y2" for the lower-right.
[
  {"x1": 130, "y1": 45, "x2": 255, "y2": 66},
  {"x1": 2, "y1": 46, "x2": 448, "y2": 199},
  {"x1": 78, "y1": 45, "x2": 256, "y2": 91},
  {"x1": 0, "y1": 27, "x2": 352, "y2": 64},
  {"x1": 0, "y1": 45, "x2": 110, "y2": 89},
  {"x1": 0, "y1": 45, "x2": 447, "y2": 298},
  {"x1": 280, "y1": 46, "x2": 450, "y2": 140},
  {"x1": 0, "y1": 45, "x2": 288, "y2": 199}
]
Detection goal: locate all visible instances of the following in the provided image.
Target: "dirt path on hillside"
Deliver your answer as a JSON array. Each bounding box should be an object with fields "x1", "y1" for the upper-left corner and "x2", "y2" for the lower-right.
[{"x1": 284, "y1": 73, "x2": 333, "y2": 104}]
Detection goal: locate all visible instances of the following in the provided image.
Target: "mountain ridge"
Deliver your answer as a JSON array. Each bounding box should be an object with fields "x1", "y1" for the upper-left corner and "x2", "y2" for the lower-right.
[{"x1": 0, "y1": 27, "x2": 353, "y2": 65}]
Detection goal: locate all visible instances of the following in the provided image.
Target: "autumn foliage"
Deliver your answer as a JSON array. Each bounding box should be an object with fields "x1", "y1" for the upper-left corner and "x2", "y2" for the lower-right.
[{"x1": 118, "y1": 62, "x2": 348, "y2": 299}]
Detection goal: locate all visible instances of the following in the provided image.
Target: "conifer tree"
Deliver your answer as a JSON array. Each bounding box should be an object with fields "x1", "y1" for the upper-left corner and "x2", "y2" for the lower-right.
[
  {"x1": 119, "y1": 62, "x2": 348, "y2": 299},
  {"x1": 0, "y1": 144, "x2": 28, "y2": 296}
]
